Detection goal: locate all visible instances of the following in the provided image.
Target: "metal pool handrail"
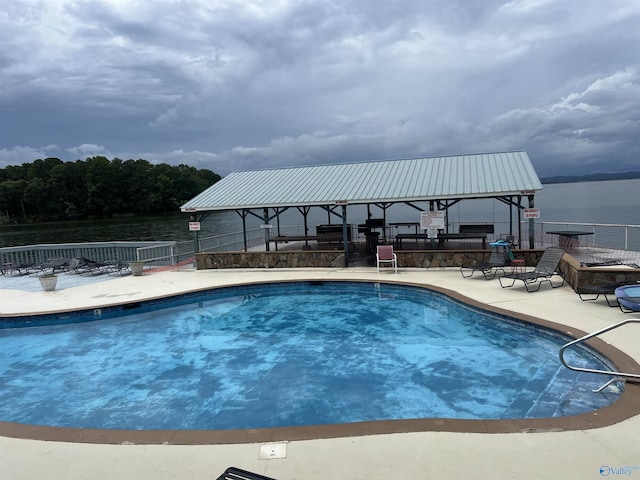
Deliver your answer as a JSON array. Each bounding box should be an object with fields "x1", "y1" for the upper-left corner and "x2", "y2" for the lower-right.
[{"x1": 560, "y1": 319, "x2": 640, "y2": 392}]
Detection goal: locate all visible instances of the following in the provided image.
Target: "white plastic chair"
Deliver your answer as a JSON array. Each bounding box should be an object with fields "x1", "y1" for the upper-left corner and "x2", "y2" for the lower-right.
[{"x1": 376, "y1": 245, "x2": 397, "y2": 273}]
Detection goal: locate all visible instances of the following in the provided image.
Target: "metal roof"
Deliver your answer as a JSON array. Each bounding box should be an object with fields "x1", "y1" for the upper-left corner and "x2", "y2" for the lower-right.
[{"x1": 181, "y1": 151, "x2": 542, "y2": 212}]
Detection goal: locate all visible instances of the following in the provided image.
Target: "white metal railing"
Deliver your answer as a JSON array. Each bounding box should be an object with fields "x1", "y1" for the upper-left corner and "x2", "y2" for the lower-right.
[
  {"x1": 0, "y1": 241, "x2": 176, "y2": 268},
  {"x1": 559, "y1": 319, "x2": 640, "y2": 392},
  {"x1": 196, "y1": 228, "x2": 266, "y2": 252},
  {"x1": 536, "y1": 221, "x2": 640, "y2": 251},
  {"x1": 135, "y1": 243, "x2": 178, "y2": 266},
  {"x1": 185, "y1": 222, "x2": 640, "y2": 254}
]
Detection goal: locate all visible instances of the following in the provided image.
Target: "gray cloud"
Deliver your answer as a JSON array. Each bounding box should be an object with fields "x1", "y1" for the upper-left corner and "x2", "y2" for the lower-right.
[{"x1": 1, "y1": 0, "x2": 639, "y2": 177}]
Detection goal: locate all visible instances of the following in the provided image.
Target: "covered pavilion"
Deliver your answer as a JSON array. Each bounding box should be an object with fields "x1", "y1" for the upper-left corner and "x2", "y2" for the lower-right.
[{"x1": 181, "y1": 151, "x2": 543, "y2": 265}]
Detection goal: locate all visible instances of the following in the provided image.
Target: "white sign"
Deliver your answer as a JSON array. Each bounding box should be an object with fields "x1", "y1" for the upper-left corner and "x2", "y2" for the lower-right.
[
  {"x1": 524, "y1": 208, "x2": 540, "y2": 219},
  {"x1": 188, "y1": 221, "x2": 201, "y2": 231},
  {"x1": 420, "y1": 210, "x2": 445, "y2": 230}
]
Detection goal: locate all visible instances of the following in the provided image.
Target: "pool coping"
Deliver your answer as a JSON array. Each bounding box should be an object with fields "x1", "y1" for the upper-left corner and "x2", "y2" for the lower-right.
[{"x1": 2, "y1": 278, "x2": 640, "y2": 445}]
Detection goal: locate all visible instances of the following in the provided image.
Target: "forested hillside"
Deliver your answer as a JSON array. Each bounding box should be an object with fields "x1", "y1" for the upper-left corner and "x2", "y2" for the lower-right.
[
  {"x1": 540, "y1": 171, "x2": 640, "y2": 184},
  {"x1": 0, "y1": 157, "x2": 220, "y2": 222}
]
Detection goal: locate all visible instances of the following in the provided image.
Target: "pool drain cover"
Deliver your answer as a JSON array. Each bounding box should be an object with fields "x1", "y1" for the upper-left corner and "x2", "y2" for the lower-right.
[{"x1": 259, "y1": 442, "x2": 288, "y2": 459}]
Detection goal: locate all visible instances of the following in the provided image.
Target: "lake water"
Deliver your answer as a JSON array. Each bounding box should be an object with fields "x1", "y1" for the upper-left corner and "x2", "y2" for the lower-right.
[{"x1": 1, "y1": 178, "x2": 639, "y2": 249}]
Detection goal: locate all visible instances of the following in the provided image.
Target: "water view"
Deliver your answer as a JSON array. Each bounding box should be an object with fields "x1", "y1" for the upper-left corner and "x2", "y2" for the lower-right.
[{"x1": 1, "y1": 178, "x2": 639, "y2": 250}]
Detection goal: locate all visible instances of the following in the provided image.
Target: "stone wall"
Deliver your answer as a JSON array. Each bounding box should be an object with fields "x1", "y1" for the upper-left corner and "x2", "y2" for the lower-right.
[
  {"x1": 196, "y1": 249, "x2": 544, "y2": 270},
  {"x1": 197, "y1": 248, "x2": 640, "y2": 294},
  {"x1": 197, "y1": 250, "x2": 347, "y2": 269},
  {"x1": 559, "y1": 253, "x2": 640, "y2": 291},
  {"x1": 395, "y1": 250, "x2": 543, "y2": 269}
]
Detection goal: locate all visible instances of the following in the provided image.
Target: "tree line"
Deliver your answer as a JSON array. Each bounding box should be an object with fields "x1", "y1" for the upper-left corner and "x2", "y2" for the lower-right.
[
  {"x1": 0, "y1": 156, "x2": 221, "y2": 222},
  {"x1": 540, "y1": 171, "x2": 640, "y2": 184}
]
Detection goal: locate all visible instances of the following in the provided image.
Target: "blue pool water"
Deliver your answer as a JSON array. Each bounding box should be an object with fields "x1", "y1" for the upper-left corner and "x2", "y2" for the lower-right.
[{"x1": 0, "y1": 281, "x2": 621, "y2": 430}]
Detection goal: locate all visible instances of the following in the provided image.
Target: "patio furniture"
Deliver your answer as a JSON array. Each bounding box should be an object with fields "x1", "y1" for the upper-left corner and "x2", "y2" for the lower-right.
[
  {"x1": 272, "y1": 234, "x2": 317, "y2": 251},
  {"x1": 1, "y1": 262, "x2": 38, "y2": 275},
  {"x1": 316, "y1": 224, "x2": 351, "y2": 249},
  {"x1": 459, "y1": 224, "x2": 494, "y2": 235},
  {"x1": 216, "y1": 467, "x2": 277, "y2": 480},
  {"x1": 576, "y1": 282, "x2": 628, "y2": 307},
  {"x1": 437, "y1": 232, "x2": 489, "y2": 249},
  {"x1": 510, "y1": 259, "x2": 525, "y2": 274},
  {"x1": 103, "y1": 260, "x2": 131, "y2": 276},
  {"x1": 376, "y1": 245, "x2": 397, "y2": 273},
  {"x1": 395, "y1": 232, "x2": 429, "y2": 249},
  {"x1": 547, "y1": 230, "x2": 594, "y2": 248},
  {"x1": 460, "y1": 241, "x2": 510, "y2": 280},
  {"x1": 39, "y1": 257, "x2": 71, "y2": 275},
  {"x1": 69, "y1": 257, "x2": 111, "y2": 275},
  {"x1": 498, "y1": 247, "x2": 566, "y2": 292},
  {"x1": 1, "y1": 262, "x2": 14, "y2": 275}
]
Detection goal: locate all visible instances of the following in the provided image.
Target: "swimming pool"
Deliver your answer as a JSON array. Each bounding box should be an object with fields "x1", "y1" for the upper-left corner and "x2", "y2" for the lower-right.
[{"x1": 0, "y1": 281, "x2": 624, "y2": 432}]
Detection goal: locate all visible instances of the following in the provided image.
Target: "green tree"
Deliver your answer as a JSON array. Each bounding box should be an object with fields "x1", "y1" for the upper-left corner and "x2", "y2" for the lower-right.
[
  {"x1": 0, "y1": 156, "x2": 221, "y2": 222},
  {"x1": 85, "y1": 156, "x2": 118, "y2": 218},
  {"x1": 0, "y1": 179, "x2": 27, "y2": 220}
]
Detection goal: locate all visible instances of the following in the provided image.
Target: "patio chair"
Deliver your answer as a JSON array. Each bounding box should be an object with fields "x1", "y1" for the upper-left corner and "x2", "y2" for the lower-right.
[
  {"x1": 216, "y1": 467, "x2": 277, "y2": 480},
  {"x1": 69, "y1": 257, "x2": 109, "y2": 275},
  {"x1": 1, "y1": 262, "x2": 39, "y2": 276},
  {"x1": 102, "y1": 260, "x2": 131, "y2": 276},
  {"x1": 39, "y1": 257, "x2": 71, "y2": 275},
  {"x1": 376, "y1": 245, "x2": 397, "y2": 273},
  {"x1": 498, "y1": 247, "x2": 566, "y2": 292},
  {"x1": 459, "y1": 241, "x2": 511, "y2": 280},
  {"x1": 576, "y1": 281, "x2": 629, "y2": 307}
]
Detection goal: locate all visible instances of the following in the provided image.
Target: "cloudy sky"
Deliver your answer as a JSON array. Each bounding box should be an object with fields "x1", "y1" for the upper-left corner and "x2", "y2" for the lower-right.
[{"x1": 1, "y1": 0, "x2": 639, "y2": 177}]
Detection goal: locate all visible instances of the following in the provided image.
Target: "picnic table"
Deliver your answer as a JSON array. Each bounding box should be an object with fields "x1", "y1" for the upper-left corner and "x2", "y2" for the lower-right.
[{"x1": 547, "y1": 230, "x2": 594, "y2": 247}]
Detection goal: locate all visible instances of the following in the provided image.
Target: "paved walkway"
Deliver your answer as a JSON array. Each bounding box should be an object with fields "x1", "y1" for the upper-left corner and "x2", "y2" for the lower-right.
[{"x1": 1, "y1": 267, "x2": 640, "y2": 480}]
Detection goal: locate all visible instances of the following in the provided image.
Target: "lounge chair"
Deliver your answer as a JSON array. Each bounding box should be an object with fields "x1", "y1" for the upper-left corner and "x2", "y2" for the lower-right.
[
  {"x1": 376, "y1": 245, "x2": 397, "y2": 273},
  {"x1": 460, "y1": 241, "x2": 511, "y2": 280},
  {"x1": 1, "y1": 262, "x2": 17, "y2": 275},
  {"x1": 1, "y1": 262, "x2": 38, "y2": 276},
  {"x1": 39, "y1": 257, "x2": 71, "y2": 275},
  {"x1": 69, "y1": 257, "x2": 109, "y2": 275},
  {"x1": 498, "y1": 247, "x2": 566, "y2": 292},
  {"x1": 103, "y1": 260, "x2": 131, "y2": 276},
  {"x1": 216, "y1": 467, "x2": 277, "y2": 480},
  {"x1": 576, "y1": 281, "x2": 629, "y2": 307},
  {"x1": 615, "y1": 284, "x2": 640, "y2": 313}
]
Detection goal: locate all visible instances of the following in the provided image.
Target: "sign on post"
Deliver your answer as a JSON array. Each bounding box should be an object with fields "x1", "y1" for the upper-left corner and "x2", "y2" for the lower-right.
[
  {"x1": 523, "y1": 208, "x2": 540, "y2": 219},
  {"x1": 420, "y1": 210, "x2": 445, "y2": 230},
  {"x1": 188, "y1": 221, "x2": 201, "y2": 231}
]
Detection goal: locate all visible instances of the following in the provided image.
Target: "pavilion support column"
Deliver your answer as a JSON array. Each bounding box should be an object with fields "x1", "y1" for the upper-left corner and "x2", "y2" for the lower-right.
[
  {"x1": 516, "y1": 197, "x2": 523, "y2": 248},
  {"x1": 508, "y1": 197, "x2": 514, "y2": 238},
  {"x1": 190, "y1": 214, "x2": 200, "y2": 255},
  {"x1": 263, "y1": 208, "x2": 271, "y2": 252},
  {"x1": 528, "y1": 195, "x2": 535, "y2": 249},
  {"x1": 242, "y1": 213, "x2": 248, "y2": 251},
  {"x1": 234, "y1": 209, "x2": 252, "y2": 251},
  {"x1": 342, "y1": 204, "x2": 349, "y2": 267},
  {"x1": 302, "y1": 206, "x2": 311, "y2": 249}
]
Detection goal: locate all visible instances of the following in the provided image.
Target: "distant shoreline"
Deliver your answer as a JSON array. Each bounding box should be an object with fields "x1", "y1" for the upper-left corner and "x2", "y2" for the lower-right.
[{"x1": 540, "y1": 171, "x2": 640, "y2": 184}]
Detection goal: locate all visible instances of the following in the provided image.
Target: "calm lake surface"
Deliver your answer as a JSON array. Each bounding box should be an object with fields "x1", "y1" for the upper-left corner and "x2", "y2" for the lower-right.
[{"x1": 1, "y1": 178, "x2": 639, "y2": 249}]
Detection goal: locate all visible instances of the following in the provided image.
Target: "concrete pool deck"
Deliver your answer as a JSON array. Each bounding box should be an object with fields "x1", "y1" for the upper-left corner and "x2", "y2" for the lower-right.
[{"x1": 1, "y1": 267, "x2": 640, "y2": 479}]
